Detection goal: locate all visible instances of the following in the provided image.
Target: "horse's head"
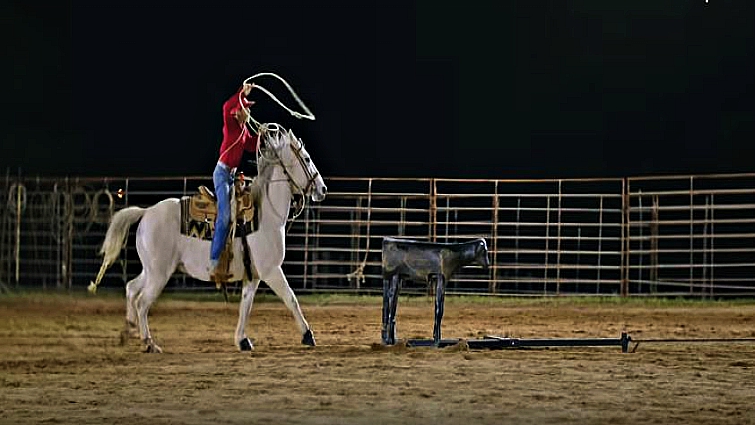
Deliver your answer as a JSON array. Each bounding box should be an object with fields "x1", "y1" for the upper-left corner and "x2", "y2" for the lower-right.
[
  {"x1": 473, "y1": 238, "x2": 490, "y2": 269},
  {"x1": 259, "y1": 126, "x2": 328, "y2": 202}
]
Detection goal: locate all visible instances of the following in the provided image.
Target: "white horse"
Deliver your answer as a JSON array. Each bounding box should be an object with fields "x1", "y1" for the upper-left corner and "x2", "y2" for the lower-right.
[{"x1": 89, "y1": 127, "x2": 327, "y2": 353}]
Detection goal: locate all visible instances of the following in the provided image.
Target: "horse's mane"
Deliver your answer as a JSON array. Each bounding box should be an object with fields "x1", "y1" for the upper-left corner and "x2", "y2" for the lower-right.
[
  {"x1": 245, "y1": 175, "x2": 263, "y2": 200},
  {"x1": 255, "y1": 123, "x2": 298, "y2": 175},
  {"x1": 244, "y1": 125, "x2": 296, "y2": 214}
]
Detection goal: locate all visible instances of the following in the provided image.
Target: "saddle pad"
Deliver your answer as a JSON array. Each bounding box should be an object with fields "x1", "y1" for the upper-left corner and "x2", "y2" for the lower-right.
[{"x1": 180, "y1": 196, "x2": 256, "y2": 241}]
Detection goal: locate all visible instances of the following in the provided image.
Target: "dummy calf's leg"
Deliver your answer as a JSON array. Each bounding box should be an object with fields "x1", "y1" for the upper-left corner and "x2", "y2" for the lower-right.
[{"x1": 433, "y1": 274, "x2": 446, "y2": 345}]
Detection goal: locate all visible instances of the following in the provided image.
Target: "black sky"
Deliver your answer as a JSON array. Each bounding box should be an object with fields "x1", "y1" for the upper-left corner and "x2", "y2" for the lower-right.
[{"x1": 2, "y1": 1, "x2": 754, "y2": 179}]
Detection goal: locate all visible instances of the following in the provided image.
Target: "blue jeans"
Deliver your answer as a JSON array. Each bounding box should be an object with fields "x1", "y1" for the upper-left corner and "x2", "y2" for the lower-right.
[{"x1": 210, "y1": 162, "x2": 233, "y2": 264}]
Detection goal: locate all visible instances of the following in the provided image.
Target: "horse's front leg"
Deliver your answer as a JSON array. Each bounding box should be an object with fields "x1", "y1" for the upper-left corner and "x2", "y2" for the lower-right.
[
  {"x1": 261, "y1": 266, "x2": 315, "y2": 346},
  {"x1": 235, "y1": 278, "x2": 260, "y2": 351}
]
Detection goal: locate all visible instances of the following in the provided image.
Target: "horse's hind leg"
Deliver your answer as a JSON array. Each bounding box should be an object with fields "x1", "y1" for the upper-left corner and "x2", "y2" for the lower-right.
[
  {"x1": 235, "y1": 278, "x2": 261, "y2": 351},
  {"x1": 135, "y1": 271, "x2": 171, "y2": 353},
  {"x1": 263, "y1": 266, "x2": 315, "y2": 346},
  {"x1": 120, "y1": 271, "x2": 146, "y2": 345}
]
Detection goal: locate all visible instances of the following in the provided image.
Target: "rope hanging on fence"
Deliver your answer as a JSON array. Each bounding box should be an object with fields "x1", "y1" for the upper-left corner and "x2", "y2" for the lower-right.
[
  {"x1": 347, "y1": 179, "x2": 373, "y2": 284},
  {"x1": 91, "y1": 189, "x2": 114, "y2": 225},
  {"x1": 7, "y1": 184, "x2": 115, "y2": 243},
  {"x1": 6, "y1": 183, "x2": 26, "y2": 216}
]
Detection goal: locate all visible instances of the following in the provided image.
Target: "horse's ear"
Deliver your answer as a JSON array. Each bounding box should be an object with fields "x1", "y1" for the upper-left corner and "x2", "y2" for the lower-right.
[{"x1": 259, "y1": 130, "x2": 273, "y2": 154}]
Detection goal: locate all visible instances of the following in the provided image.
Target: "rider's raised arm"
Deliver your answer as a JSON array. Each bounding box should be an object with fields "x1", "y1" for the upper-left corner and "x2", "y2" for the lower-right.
[{"x1": 224, "y1": 86, "x2": 254, "y2": 125}]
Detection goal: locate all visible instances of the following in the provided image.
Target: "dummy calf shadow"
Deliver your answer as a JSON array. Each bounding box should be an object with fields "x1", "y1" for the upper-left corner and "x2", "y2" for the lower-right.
[{"x1": 381, "y1": 237, "x2": 490, "y2": 346}]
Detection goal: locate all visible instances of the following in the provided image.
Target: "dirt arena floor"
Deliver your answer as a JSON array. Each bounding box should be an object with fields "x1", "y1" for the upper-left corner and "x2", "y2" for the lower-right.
[{"x1": 1, "y1": 292, "x2": 754, "y2": 425}]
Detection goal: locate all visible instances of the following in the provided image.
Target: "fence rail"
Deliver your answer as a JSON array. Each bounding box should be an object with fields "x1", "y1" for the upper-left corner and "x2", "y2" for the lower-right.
[{"x1": 1, "y1": 173, "x2": 754, "y2": 297}]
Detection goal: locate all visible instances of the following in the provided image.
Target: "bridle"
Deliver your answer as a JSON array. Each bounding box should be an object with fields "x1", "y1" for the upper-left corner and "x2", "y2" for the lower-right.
[{"x1": 256, "y1": 124, "x2": 321, "y2": 225}]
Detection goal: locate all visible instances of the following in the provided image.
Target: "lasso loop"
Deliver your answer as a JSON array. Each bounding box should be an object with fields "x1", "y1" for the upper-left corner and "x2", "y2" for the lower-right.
[
  {"x1": 219, "y1": 73, "x2": 313, "y2": 166},
  {"x1": 241, "y1": 72, "x2": 315, "y2": 134}
]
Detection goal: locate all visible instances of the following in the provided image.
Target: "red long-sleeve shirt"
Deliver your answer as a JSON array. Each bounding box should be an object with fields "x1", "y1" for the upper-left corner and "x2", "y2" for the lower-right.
[{"x1": 218, "y1": 87, "x2": 258, "y2": 168}]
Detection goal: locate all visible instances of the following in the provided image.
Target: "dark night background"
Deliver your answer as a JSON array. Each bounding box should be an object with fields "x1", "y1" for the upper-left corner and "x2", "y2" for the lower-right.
[{"x1": 2, "y1": 1, "x2": 754, "y2": 179}]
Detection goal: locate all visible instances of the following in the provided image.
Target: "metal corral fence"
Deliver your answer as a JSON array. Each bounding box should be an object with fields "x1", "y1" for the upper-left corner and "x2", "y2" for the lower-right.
[{"x1": 1, "y1": 172, "x2": 753, "y2": 297}]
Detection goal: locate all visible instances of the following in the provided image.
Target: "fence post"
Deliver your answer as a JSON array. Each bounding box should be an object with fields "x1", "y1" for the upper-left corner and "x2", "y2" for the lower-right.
[
  {"x1": 689, "y1": 176, "x2": 694, "y2": 295},
  {"x1": 400, "y1": 196, "x2": 406, "y2": 237},
  {"x1": 303, "y1": 205, "x2": 310, "y2": 290},
  {"x1": 515, "y1": 197, "x2": 521, "y2": 290},
  {"x1": 620, "y1": 178, "x2": 629, "y2": 297},
  {"x1": 650, "y1": 196, "x2": 659, "y2": 293},
  {"x1": 430, "y1": 179, "x2": 437, "y2": 242},
  {"x1": 544, "y1": 195, "x2": 551, "y2": 295},
  {"x1": 709, "y1": 194, "x2": 715, "y2": 298},
  {"x1": 312, "y1": 205, "x2": 321, "y2": 291},
  {"x1": 490, "y1": 180, "x2": 499, "y2": 294},
  {"x1": 638, "y1": 190, "x2": 643, "y2": 289},
  {"x1": 702, "y1": 195, "x2": 709, "y2": 299},
  {"x1": 14, "y1": 178, "x2": 21, "y2": 286},
  {"x1": 66, "y1": 178, "x2": 74, "y2": 290},
  {"x1": 556, "y1": 180, "x2": 563, "y2": 295},
  {"x1": 122, "y1": 178, "x2": 130, "y2": 286},
  {"x1": 596, "y1": 195, "x2": 603, "y2": 294}
]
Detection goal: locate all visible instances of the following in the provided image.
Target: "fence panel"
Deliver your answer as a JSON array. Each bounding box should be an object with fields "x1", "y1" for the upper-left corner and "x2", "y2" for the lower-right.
[
  {"x1": 626, "y1": 174, "x2": 755, "y2": 297},
  {"x1": 1, "y1": 172, "x2": 753, "y2": 297}
]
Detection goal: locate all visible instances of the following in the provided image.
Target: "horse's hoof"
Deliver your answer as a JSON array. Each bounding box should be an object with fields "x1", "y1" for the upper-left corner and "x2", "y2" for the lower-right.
[
  {"x1": 239, "y1": 337, "x2": 254, "y2": 352},
  {"x1": 144, "y1": 342, "x2": 163, "y2": 354},
  {"x1": 120, "y1": 328, "x2": 139, "y2": 346},
  {"x1": 302, "y1": 329, "x2": 316, "y2": 347}
]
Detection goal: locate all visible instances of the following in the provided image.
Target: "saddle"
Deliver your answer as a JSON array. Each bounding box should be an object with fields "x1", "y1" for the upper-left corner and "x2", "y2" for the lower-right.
[{"x1": 180, "y1": 180, "x2": 259, "y2": 286}]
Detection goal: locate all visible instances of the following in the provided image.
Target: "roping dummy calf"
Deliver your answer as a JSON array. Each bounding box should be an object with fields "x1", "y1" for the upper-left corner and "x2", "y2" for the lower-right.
[{"x1": 381, "y1": 237, "x2": 490, "y2": 346}]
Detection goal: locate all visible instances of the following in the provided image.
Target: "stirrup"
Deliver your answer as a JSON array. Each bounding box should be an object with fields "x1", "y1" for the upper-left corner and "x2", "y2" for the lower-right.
[{"x1": 211, "y1": 271, "x2": 231, "y2": 287}]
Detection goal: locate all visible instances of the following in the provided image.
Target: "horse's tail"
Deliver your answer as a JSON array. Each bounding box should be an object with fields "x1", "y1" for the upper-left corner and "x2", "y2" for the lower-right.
[{"x1": 88, "y1": 206, "x2": 147, "y2": 294}]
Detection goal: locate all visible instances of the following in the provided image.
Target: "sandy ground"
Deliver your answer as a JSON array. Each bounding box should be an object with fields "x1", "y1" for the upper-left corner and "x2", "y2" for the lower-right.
[{"x1": 1, "y1": 293, "x2": 754, "y2": 425}]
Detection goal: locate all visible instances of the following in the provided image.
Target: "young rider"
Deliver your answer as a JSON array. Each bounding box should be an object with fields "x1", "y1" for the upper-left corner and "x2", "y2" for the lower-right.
[{"x1": 209, "y1": 83, "x2": 260, "y2": 279}]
